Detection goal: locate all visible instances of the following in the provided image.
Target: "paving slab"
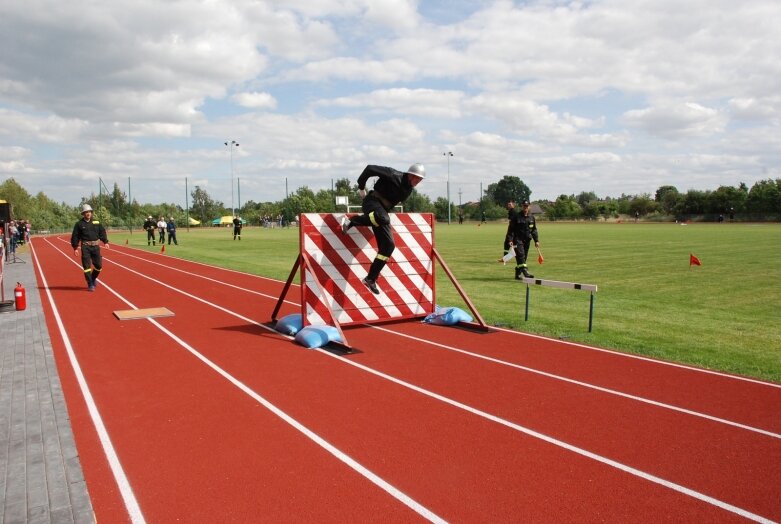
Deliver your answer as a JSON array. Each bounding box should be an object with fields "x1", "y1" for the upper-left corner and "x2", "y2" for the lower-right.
[{"x1": 0, "y1": 244, "x2": 95, "y2": 523}]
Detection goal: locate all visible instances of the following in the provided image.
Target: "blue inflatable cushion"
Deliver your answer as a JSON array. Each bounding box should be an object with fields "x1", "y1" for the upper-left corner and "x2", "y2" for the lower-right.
[
  {"x1": 423, "y1": 306, "x2": 473, "y2": 326},
  {"x1": 275, "y1": 313, "x2": 303, "y2": 335},
  {"x1": 294, "y1": 325, "x2": 343, "y2": 349}
]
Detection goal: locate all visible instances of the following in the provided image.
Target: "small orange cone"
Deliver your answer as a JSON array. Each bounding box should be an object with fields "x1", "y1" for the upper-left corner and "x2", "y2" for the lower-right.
[
  {"x1": 160, "y1": 245, "x2": 166, "y2": 254},
  {"x1": 125, "y1": 239, "x2": 128, "y2": 245}
]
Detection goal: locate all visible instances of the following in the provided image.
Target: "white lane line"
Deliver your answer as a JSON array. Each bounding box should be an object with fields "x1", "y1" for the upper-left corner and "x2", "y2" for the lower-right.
[
  {"x1": 42, "y1": 238, "x2": 446, "y2": 524},
  {"x1": 366, "y1": 326, "x2": 781, "y2": 440},
  {"x1": 313, "y1": 348, "x2": 775, "y2": 524},
  {"x1": 101, "y1": 237, "x2": 781, "y2": 390},
  {"x1": 93, "y1": 239, "x2": 780, "y2": 440},
  {"x1": 490, "y1": 325, "x2": 781, "y2": 389},
  {"x1": 85, "y1": 243, "x2": 774, "y2": 523},
  {"x1": 53, "y1": 237, "x2": 297, "y2": 306},
  {"x1": 31, "y1": 240, "x2": 146, "y2": 524}
]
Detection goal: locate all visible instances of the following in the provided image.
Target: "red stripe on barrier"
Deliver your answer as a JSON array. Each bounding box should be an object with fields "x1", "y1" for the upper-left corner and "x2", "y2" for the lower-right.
[{"x1": 300, "y1": 213, "x2": 435, "y2": 328}]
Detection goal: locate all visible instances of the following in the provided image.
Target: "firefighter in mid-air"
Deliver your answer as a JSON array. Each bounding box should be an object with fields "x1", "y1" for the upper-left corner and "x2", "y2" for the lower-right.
[{"x1": 341, "y1": 163, "x2": 425, "y2": 295}]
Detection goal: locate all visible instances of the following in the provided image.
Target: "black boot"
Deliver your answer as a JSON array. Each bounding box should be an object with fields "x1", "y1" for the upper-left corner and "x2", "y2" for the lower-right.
[
  {"x1": 521, "y1": 267, "x2": 534, "y2": 279},
  {"x1": 362, "y1": 278, "x2": 380, "y2": 294},
  {"x1": 515, "y1": 267, "x2": 522, "y2": 280}
]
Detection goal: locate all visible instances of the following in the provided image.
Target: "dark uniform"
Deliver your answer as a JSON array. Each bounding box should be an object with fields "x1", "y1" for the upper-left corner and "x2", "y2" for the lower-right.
[
  {"x1": 71, "y1": 215, "x2": 109, "y2": 290},
  {"x1": 232, "y1": 217, "x2": 242, "y2": 240},
  {"x1": 143, "y1": 217, "x2": 156, "y2": 245},
  {"x1": 507, "y1": 203, "x2": 539, "y2": 279},
  {"x1": 343, "y1": 164, "x2": 421, "y2": 293},
  {"x1": 166, "y1": 218, "x2": 178, "y2": 245}
]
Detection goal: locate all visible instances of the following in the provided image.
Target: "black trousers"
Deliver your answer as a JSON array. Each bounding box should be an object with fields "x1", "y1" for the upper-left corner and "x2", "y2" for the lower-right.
[
  {"x1": 514, "y1": 238, "x2": 531, "y2": 267},
  {"x1": 351, "y1": 196, "x2": 395, "y2": 258},
  {"x1": 349, "y1": 196, "x2": 394, "y2": 281},
  {"x1": 80, "y1": 244, "x2": 102, "y2": 283},
  {"x1": 147, "y1": 229, "x2": 155, "y2": 244}
]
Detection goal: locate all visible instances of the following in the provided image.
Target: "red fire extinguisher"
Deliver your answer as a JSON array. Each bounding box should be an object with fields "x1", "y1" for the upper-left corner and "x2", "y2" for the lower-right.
[{"x1": 15, "y1": 282, "x2": 26, "y2": 311}]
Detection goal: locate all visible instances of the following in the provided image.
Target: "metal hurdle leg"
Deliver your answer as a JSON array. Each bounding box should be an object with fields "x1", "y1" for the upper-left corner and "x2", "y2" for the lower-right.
[
  {"x1": 521, "y1": 278, "x2": 598, "y2": 332},
  {"x1": 524, "y1": 283, "x2": 530, "y2": 321},
  {"x1": 588, "y1": 291, "x2": 595, "y2": 333}
]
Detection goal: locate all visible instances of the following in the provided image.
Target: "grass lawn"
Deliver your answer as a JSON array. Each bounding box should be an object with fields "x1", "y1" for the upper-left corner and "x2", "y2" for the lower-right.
[{"x1": 112, "y1": 221, "x2": 781, "y2": 383}]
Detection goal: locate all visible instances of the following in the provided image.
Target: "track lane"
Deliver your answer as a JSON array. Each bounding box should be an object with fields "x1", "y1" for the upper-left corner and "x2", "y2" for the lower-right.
[
  {"x1": 90, "y1": 242, "x2": 772, "y2": 520},
  {"x1": 87, "y1": 253, "x2": 756, "y2": 518},
  {"x1": 100, "y1": 239, "x2": 781, "y2": 435},
  {"x1": 33, "y1": 238, "x2": 441, "y2": 523},
  {"x1": 38, "y1": 237, "x2": 780, "y2": 521},
  {"x1": 104, "y1": 240, "x2": 781, "y2": 435}
]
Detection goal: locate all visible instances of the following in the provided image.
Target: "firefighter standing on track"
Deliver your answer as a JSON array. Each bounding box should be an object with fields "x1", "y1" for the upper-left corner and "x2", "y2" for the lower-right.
[
  {"x1": 341, "y1": 163, "x2": 425, "y2": 295},
  {"x1": 507, "y1": 200, "x2": 540, "y2": 280},
  {"x1": 70, "y1": 204, "x2": 109, "y2": 292}
]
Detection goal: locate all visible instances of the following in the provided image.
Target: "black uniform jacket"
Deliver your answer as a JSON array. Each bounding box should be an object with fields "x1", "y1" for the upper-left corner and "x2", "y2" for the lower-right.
[
  {"x1": 143, "y1": 219, "x2": 156, "y2": 231},
  {"x1": 507, "y1": 212, "x2": 539, "y2": 245},
  {"x1": 357, "y1": 165, "x2": 414, "y2": 210},
  {"x1": 71, "y1": 218, "x2": 108, "y2": 248}
]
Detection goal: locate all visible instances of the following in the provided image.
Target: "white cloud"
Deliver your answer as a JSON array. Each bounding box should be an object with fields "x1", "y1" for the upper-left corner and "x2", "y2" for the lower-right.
[
  {"x1": 321, "y1": 88, "x2": 464, "y2": 118},
  {"x1": 233, "y1": 92, "x2": 278, "y2": 110},
  {"x1": 0, "y1": 0, "x2": 779, "y2": 205},
  {"x1": 622, "y1": 103, "x2": 727, "y2": 139},
  {"x1": 728, "y1": 97, "x2": 780, "y2": 122}
]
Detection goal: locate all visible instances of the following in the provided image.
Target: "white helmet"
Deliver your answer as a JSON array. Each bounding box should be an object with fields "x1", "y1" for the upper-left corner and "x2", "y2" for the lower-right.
[
  {"x1": 81, "y1": 204, "x2": 93, "y2": 214},
  {"x1": 405, "y1": 163, "x2": 425, "y2": 179}
]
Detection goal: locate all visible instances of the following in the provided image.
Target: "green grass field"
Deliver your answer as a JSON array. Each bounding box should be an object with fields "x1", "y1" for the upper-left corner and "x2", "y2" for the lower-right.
[{"x1": 113, "y1": 221, "x2": 781, "y2": 383}]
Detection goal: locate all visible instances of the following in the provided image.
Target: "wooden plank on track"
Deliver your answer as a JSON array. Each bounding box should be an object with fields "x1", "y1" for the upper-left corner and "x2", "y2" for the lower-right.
[{"x1": 113, "y1": 307, "x2": 175, "y2": 320}]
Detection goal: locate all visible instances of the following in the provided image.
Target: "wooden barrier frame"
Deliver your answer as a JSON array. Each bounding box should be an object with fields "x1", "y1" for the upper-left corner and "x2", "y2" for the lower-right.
[{"x1": 521, "y1": 277, "x2": 598, "y2": 332}]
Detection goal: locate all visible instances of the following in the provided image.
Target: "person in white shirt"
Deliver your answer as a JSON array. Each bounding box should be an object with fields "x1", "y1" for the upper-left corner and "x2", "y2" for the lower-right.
[{"x1": 157, "y1": 217, "x2": 167, "y2": 244}]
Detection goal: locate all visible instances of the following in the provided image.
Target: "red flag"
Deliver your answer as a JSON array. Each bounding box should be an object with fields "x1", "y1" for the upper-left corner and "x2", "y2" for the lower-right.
[
  {"x1": 689, "y1": 254, "x2": 701, "y2": 267},
  {"x1": 538, "y1": 253, "x2": 544, "y2": 265}
]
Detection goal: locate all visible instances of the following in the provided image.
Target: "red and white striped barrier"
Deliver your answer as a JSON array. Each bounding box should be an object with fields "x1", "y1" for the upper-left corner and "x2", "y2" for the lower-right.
[{"x1": 299, "y1": 213, "x2": 436, "y2": 328}]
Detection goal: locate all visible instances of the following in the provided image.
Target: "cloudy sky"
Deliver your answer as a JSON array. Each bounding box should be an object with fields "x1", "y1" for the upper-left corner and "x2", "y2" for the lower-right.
[{"x1": 1, "y1": 0, "x2": 780, "y2": 209}]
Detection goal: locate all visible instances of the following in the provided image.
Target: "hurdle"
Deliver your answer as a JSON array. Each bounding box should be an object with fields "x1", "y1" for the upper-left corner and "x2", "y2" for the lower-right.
[
  {"x1": 520, "y1": 277, "x2": 598, "y2": 332},
  {"x1": 271, "y1": 212, "x2": 487, "y2": 348}
]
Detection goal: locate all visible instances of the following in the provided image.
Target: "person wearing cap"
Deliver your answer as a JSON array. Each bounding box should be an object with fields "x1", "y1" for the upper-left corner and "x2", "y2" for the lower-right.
[
  {"x1": 507, "y1": 200, "x2": 540, "y2": 279},
  {"x1": 143, "y1": 215, "x2": 156, "y2": 245},
  {"x1": 70, "y1": 204, "x2": 109, "y2": 291},
  {"x1": 341, "y1": 163, "x2": 425, "y2": 294},
  {"x1": 166, "y1": 216, "x2": 178, "y2": 245}
]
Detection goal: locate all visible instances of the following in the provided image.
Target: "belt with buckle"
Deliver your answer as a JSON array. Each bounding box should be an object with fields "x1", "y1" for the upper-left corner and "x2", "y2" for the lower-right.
[
  {"x1": 370, "y1": 190, "x2": 394, "y2": 211},
  {"x1": 82, "y1": 240, "x2": 100, "y2": 246}
]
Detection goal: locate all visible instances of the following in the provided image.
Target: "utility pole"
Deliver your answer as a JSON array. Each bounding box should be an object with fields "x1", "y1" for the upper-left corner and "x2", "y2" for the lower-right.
[
  {"x1": 224, "y1": 140, "x2": 239, "y2": 216},
  {"x1": 443, "y1": 151, "x2": 453, "y2": 224}
]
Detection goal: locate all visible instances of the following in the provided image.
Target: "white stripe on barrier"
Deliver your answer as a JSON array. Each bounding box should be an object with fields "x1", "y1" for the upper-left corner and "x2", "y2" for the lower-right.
[{"x1": 300, "y1": 213, "x2": 435, "y2": 328}]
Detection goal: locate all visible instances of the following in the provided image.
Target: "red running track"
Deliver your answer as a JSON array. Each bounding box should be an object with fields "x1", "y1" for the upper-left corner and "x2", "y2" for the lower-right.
[{"x1": 30, "y1": 236, "x2": 781, "y2": 523}]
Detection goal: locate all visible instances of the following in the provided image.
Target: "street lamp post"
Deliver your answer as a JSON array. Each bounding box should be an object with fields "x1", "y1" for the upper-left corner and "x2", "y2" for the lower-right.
[
  {"x1": 224, "y1": 140, "x2": 239, "y2": 216},
  {"x1": 443, "y1": 151, "x2": 453, "y2": 224}
]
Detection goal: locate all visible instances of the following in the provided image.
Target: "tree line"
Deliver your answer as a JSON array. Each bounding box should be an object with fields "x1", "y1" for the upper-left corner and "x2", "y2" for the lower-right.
[{"x1": 1, "y1": 175, "x2": 779, "y2": 231}]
